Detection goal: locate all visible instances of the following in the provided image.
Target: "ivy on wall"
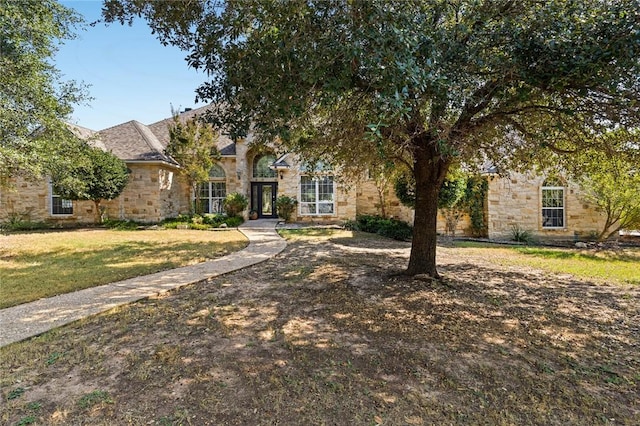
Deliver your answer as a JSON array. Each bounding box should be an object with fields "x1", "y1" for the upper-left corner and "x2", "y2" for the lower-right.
[{"x1": 394, "y1": 171, "x2": 488, "y2": 237}]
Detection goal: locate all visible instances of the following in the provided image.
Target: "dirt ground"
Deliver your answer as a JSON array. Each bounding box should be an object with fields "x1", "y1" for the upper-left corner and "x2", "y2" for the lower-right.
[{"x1": 1, "y1": 231, "x2": 638, "y2": 425}]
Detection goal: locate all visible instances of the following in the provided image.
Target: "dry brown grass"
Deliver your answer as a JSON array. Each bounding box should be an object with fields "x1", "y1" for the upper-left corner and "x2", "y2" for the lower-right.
[
  {"x1": 1, "y1": 231, "x2": 638, "y2": 425},
  {"x1": 0, "y1": 228, "x2": 248, "y2": 308}
]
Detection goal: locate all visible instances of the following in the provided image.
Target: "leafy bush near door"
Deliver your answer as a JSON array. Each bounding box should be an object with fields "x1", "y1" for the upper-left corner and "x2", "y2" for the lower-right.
[
  {"x1": 276, "y1": 196, "x2": 298, "y2": 222},
  {"x1": 223, "y1": 193, "x2": 249, "y2": 217}
]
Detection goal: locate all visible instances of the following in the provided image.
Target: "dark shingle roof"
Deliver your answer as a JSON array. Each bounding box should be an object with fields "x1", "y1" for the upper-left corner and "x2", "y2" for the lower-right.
[
  {"x1": 98, "y1": 120, "x2": 176, "y2": 164},
  {"x1": 219, "y1": 143, "x2": 236, "y2": 156}
]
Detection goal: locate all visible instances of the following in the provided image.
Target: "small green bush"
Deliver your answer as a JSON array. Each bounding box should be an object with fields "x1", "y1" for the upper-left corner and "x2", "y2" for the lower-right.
[
  {"x1": 103, "y1": 219, "x2": 139, "y2": 230},
  {"x1": 276, "y1": 196, "x2": 298, "y2": 222},
  {"x1": 223, "y1": 193, "x2": 249, "y2": 217},
  {"x1": 510, "y1": 224, "x2": 534, "y2": 244},
  {"x1": 224, "y1": 216, "x2": 244, "y2": 228},
  {"x1": 354, "y1": 215, "x2": 413, "y2": 241},
  {"x1": 203, "y1": 213, "x2": 227, "y2": 226}
]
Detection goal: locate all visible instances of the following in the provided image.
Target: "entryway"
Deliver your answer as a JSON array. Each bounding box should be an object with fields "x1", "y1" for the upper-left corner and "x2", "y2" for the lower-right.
[{"x1": 251, "y1": 182, "x2": 278, "y2": 218}]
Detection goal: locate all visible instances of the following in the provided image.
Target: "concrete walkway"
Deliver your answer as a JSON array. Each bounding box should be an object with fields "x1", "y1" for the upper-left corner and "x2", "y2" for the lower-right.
[{"x1": 0, "y1": 219, "x2": 285, "y2": 347}]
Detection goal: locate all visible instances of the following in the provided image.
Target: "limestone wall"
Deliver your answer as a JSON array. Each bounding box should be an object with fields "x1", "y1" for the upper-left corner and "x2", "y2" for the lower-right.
[
  {"x1": 355, "y1": 178, "x2": 473, "y2": 235},
  {"x1": 0, "y1": 177, "x2": 97, "y2": 224},
  {"x1": 487, "y1": 172, "x2": 606, "y2": 240},
  {"x1": 101, "y1": 163, "x2": 189, "y2": 222}
]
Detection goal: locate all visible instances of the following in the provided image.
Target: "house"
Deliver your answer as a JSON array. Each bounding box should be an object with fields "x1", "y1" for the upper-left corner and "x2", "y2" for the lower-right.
[{"x1": 0, "y1": 107, "x2": 608, "y2": 241}]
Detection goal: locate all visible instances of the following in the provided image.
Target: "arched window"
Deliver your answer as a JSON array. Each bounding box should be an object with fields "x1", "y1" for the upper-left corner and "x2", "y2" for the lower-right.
[
  {"x1": 198, "y1": 164, "x2": 226, "y2": 214},
  {"x1": 541, "y1": 177, "x2": 565, "y2": 228},
  {"x1": 252, "y1": 154, "x2": 277, "y2": 178}
]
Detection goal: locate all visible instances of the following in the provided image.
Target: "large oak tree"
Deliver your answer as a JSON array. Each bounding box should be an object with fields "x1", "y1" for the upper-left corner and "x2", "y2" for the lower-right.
[{"x1": 103, "y1": 0, "x2": 640, "y2": 277}]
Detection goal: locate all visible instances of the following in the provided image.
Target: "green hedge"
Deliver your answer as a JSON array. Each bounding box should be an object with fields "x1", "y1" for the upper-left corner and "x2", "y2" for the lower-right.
[{"x1": 347, "y1": 215, "x2": 413, "y2": 241}]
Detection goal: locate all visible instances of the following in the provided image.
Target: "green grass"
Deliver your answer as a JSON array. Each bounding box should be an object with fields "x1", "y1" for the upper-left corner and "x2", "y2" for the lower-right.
[
  {"x1": 0, "y1": 229, "x2": 248, "y2": 309},
  {"x1": 454, "y1": 241, "x2": 640, "y2": 285}
]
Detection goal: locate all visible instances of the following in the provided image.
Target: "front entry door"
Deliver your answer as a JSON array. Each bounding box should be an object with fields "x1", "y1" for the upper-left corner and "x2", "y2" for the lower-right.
[{"x1": 251, "y1": 182, "x2": 278, "y2": 218}]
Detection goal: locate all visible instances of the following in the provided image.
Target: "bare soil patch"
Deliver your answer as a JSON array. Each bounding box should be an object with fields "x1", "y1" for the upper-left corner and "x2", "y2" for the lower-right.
[{"x1": 1, "y1": 232, "x2": 638, "y2": 425}]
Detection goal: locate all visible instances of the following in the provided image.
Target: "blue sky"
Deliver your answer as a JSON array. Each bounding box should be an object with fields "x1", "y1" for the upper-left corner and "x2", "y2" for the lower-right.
[{"x1": 56, "y1": 0, "x2": 206, "y2": 130}]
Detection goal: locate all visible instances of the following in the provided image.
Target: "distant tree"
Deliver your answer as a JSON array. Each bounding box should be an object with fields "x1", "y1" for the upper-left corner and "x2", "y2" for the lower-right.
[
  {"x1": 165, "y1": 110, "x2": 220, "y2": 214},
  {"x1": 53, "y1": 145, "x2": 129, "y2": 223},
  {"x1": 104, "y1": 0, "x2": 640, "y2": 278},
  {"x1": 0, "y1": 0, "x2": 89, "y2": 184},
  {"x1": 565, "y1": 130, "x2": 640, "y2": 241}
]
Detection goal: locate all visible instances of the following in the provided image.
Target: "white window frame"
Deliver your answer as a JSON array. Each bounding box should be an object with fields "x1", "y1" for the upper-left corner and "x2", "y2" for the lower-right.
[
  {"x1": 198, "y1": 164, "x2": 227, "y2": 214},
  {"x1": 299, "y1": 175, "x2": 335, "y2": 216},
  {"x1": 49, "y1": 181, "x2": 73, "y2": 216},
  {"x1": 541, "y1": 181, "x2": 565, "y2": 229}
]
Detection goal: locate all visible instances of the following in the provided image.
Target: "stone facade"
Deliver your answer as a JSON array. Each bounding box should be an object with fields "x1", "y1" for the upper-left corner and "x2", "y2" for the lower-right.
[
  {"x1": 0, "y1": 107, "x2": 608, "y2": 239},
  {"x1": 355, "y1": 178, "x2": 472, "y2": 236},
  {"x1": 0, "y1": 162, "x2": 190, "y2": 225},
  {"x1": 100, "y1": 163, "x2": 190, "y2": 223},
  {"x1": 487, "y1": 172, "x2": 606, "y2": 240},
  {"x1": 0, "y1": 177, "x2": 97, "y2": 224}
]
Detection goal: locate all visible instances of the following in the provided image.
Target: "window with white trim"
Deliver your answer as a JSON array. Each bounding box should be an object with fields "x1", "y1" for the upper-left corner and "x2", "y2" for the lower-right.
[
  {"x1": 50, "y1": 183, "x2": 73, "y2": 215},
  {"x1": 300, "y1": 175, "x2": 335, "y2": 215},
  {"x1": 198, "y1": 164, "x2": 226, "y2": 214},
  {"x1": 541, "y1": 178, "x2": 564, "y2": 228}
]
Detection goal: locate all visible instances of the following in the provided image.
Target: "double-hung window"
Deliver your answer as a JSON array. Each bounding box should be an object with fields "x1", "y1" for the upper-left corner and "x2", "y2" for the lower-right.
[
  {"x1": 300, "y1": 175, "x2": 334, "y2": 215},
  {"x1": 50, "y1": 182, "x2": 73, "y2": 215},
  {"x1": 198, "y1": 164, "x2": 226, "y2": 214},
  {"x1": 541, "y1": 178, "x2": 565, "y2": 228}
]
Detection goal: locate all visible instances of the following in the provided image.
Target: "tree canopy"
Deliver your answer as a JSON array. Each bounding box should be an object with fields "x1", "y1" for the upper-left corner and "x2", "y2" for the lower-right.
[
  {"x1": 562, "y1": 130, "x2": 640, "y2": 240},
  {"x1": 0, "y1": 0, "x2": 89, "y2": 183},
  {"x1": 52, "y1": 143, "x2": 129, "y2": 223},
  {"x1": 103, "y1": 0, "x2": 640, "y2": 277},
  {"x1": 166, "y1": 110, "x2": 220, "y2": 213}
]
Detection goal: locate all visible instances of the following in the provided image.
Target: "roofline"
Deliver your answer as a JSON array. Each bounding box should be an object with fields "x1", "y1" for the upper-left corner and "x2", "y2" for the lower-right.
[{"x1": 124, "y1": 160, "x2": 181, "y2": 168}]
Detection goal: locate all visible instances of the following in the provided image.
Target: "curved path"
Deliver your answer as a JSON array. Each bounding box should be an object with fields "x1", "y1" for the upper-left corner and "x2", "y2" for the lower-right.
[{"x1": 0, "y1": 219, "x2": 285, "y2": 347}]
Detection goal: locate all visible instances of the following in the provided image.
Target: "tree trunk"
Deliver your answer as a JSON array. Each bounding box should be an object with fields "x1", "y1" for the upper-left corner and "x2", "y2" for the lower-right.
[
  {"x1": 93, "y1": 200, "x2": 102, "y2": 224},
  {"x1": 406, "y1": 143, "x2": 450, "y2": 277}
]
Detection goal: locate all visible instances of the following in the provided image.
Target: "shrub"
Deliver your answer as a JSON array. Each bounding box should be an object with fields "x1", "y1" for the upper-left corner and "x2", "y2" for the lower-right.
[
  {"x1": 102, "y1": 219, "x2": 139, "y2": 230},
  {"x1": 224, "y1": 216, "x2": 244, "y2": 228},
  {"x1": 202, "y1": 213, "x2": 226, "y2": 226},
  {"x1": 276, "y1": 196, "x2": 298, "y2": 222},
  {"x1": 223, "y1": 193, "x2": 248, "y2": 217},
  {"x1": 510, "y1": 224, "x2": 534, "y2": 244},
  {"x1": 354, "y1": 215, "x2": 413, "y2": 241}
]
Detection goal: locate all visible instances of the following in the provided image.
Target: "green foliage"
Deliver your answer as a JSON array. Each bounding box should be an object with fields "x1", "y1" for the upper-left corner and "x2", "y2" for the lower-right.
[
  {"x1": 563, "y1": 130, "x2": 640, "y2": 240},
  {"x1": 223, "y1": 193, "x2": 249, "y2": 217},
  {"x1": 438, "y1": 169, "x2": 468, "y2": 209},
  {"x1": 102, "y1": 219, "x2": 140, "y2": 230},
  {"x1": 394, "y1": 168, "x2": 468, "y2": 210},
  {"x1": 0, "y1": 0, "x2": 89, "y2": 183},
  {"x1": 51, "y1": 144, "x2": 129, "y2": 223},
  {"x1": 1, "y1": 213, "x2": 49, "y2": 232},
  {"x1": 7, "y1": 387, "x2": 26, "y2": 400},
  {"x1": 162, "y1": 213, "x2": 243, "y2": 229},
  {"x1": 104, "y1": 0, "x2": 640, "y2": 275},
  {"x1": 353, "y1": 215, "x2": 413, "y2": 241},
  {"x1": 77, "y1": 390, "x2": 113, "y2": 409},
  {"x1": 510, "y1": 224, "x2": 535, "y2": 244},
  {"x1": 276, "y1": 196, "x2": 298, "y2": 222},
  {"x1": 394, "y1": 172, "x2": 416, "y2": 209},
  {"x1": 465, "y1": 176, "x2": 489, "y2": 237},
  {"x1": 166, "y1": 110, "x2": 220, "y2": 213},
  {"x1": 224, "y1": 216, "x2": 244, "y2": 228}
]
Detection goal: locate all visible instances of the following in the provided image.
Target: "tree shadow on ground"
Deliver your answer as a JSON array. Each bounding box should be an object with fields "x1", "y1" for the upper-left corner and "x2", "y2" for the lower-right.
[{"x1": 1, "y1": 235, "x2": 638, "y2": 425}]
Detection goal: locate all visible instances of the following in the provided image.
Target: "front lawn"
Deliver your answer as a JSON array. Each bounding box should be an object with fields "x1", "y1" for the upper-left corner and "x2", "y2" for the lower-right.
[
  {"x1": 1, "y1": 230, "x2": 637, "y2": 424},
  {"x1": 453, "y1": 241, "x2": 640, "y2": 285},
  {"x1": 0, "y1": 229, "x2": 248, "y2": 308}
]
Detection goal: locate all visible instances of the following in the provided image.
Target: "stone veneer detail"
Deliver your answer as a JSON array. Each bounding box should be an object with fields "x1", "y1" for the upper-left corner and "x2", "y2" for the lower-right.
[{"x1": 487, "y1": 172, "x2": 605, "y2": 240}]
